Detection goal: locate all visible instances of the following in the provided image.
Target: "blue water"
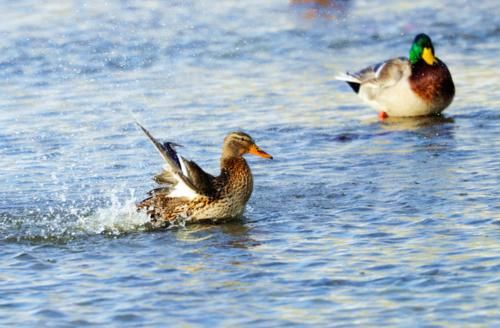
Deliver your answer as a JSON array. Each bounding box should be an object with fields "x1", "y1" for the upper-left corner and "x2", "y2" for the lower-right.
[{"x1": 0, "y1": 1, "x2": 499, "y2": 326}]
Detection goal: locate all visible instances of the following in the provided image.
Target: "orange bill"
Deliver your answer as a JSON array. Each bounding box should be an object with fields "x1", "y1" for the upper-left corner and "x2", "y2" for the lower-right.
[{"x1": 249, "y1": 144, "x2": 273, "y2": 159}]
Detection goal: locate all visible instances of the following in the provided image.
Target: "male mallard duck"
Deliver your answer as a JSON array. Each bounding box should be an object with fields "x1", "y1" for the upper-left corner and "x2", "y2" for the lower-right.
[
  {"x1": 136, "y1": 123, "x2": 273, "y2": 228},
  {"x1": 336, "y1": 33, "x2": 455, "y2": 118}
]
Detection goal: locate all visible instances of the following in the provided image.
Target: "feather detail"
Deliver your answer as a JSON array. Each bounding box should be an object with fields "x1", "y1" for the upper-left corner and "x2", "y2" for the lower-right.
[
  {"x1": 136, "y1": 122, "x2": 200, "y2": 199},
  {"x1": 335, "y1": 72, "x2": 361, "y2": 83}
]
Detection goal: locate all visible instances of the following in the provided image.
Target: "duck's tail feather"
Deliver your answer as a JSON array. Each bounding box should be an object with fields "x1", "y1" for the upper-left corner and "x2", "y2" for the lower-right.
[
  {"x1": 335, "y1": 72, "x2": 361, "y2": 93},
  {"x1": 335, "y1": 72, "x2": 361, "y2": 83}
]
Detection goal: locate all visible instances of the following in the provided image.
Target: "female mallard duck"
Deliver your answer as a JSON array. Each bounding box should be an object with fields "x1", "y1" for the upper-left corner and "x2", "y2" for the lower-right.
[
  {"x1": 336, "y1": 33, "x2": 455, "y2": 118},
  {"x1": 136, "y1": 123, "x2": 273, "y2": 228}
]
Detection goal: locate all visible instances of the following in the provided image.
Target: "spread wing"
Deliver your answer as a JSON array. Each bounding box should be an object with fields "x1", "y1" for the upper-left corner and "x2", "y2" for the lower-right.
[
  {"x1": 335, "y1": 57, "x2": 410, "y2": 93},
  {"x1": 136, "y1": 122, "x2": 215, "y2": 199}
]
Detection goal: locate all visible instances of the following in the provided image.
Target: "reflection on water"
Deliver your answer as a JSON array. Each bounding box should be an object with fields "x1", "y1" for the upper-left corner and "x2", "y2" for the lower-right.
[
  {"x1": 380, "y1": 115, "x2": 455, "y2": 131},
  {"x1": 378, "y1": 115, "x2": 456, "y2": 141},
  {"x1": 174, "y1": 220, "x2": 257, "y2": 250}
]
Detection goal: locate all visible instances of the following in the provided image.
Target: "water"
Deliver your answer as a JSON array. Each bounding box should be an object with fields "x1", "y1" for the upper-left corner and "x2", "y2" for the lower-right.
[{"x1": 0, "y1": 0, "x2": 499, "y2": 326}]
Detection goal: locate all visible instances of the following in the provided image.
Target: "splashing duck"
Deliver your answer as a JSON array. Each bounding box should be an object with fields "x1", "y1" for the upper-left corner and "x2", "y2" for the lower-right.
[
  {"x1": 136, "y1": 123, "x2": 273, "y2": 228},
  {"x1": 336, "y1": 33, "x2": 455, "y2": 118}
]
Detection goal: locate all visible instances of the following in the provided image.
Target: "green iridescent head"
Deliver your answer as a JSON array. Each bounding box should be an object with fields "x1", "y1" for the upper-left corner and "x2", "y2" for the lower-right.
[{"x1": 409, "y1": 33, "x2": 437, "y2": 65}]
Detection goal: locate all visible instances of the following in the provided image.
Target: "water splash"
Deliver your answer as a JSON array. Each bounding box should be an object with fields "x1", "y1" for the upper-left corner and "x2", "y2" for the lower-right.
[
  {"x1": 0, "y1": 190, "x2": 151, "y2": 243},
  {"x1": 76, "y1": 194, "x2": 150, "y2": 236}
]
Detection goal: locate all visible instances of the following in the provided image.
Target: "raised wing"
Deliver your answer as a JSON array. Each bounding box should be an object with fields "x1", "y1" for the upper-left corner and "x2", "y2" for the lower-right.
[
  {"x1": 136, "y1": 122, "x2": 215, "y2": 199},
  {"x1": 180, "y1": 159, "x2": 216, "y2": 196}
]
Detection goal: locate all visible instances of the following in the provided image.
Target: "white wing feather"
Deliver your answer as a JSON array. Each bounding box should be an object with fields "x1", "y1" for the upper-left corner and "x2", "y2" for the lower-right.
[
  {"x1": 165, "y1": 157, "x2": 199, "y2": 199},
  {"x1": 137, "y1": 122, "x2": 201, "y2": 200}
]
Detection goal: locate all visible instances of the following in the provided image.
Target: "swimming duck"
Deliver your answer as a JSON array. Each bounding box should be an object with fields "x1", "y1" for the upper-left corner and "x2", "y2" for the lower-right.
[
  {"x1": 136, "y1": 123, "x2": 273, "y2": 228},
  {"x1": 336, "y1": 33, "x2": 455, "y2": 118}
]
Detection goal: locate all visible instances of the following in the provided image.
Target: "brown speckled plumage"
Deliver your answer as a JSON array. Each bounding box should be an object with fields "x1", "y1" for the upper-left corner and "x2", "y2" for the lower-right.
[{"x1": 136, "y1": 127, "x2": 272, "y2": 229}]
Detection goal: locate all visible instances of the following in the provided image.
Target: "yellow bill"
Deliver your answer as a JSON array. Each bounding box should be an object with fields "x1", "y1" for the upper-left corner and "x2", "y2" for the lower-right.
[{"x1": 422, "y1": 47, "x2": 437, "y2": 65}]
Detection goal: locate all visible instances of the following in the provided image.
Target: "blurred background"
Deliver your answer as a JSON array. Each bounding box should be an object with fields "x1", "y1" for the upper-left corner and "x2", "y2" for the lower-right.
[{"x1": 0, "y1": 1, "x2": 499, "y2": 326}]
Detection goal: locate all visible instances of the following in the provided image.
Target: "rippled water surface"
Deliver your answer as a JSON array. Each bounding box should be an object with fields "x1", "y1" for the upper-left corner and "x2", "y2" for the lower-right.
[{"x1": 1, "y1": 1, "x2": 499, "y2": 326}]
